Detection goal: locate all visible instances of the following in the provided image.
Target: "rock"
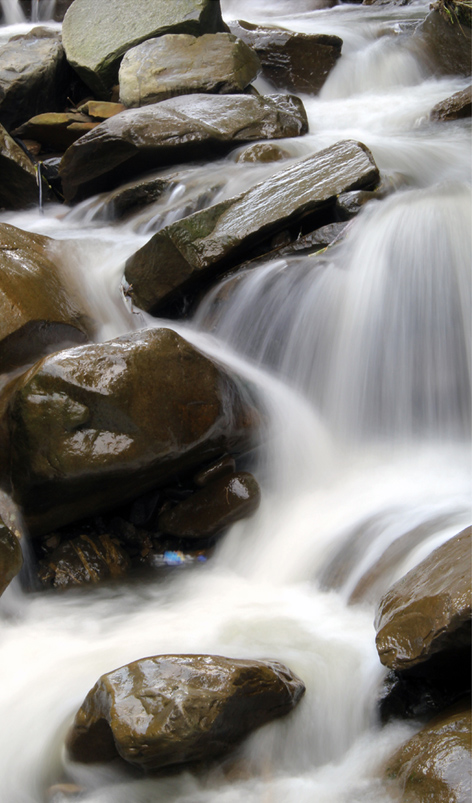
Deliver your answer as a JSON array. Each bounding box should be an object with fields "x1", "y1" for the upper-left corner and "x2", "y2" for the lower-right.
[
  {"x1": 236, "y1": 142, "x2": 290, "y2": 163},
  {"x1": 125, "y1": 139, "x2": 379, "y2": 314},
  {"x1": 66, "y1": 654, "x2": 305, "y2": 770},
  {"x1": 119, "y1": 33, "x2": 260, "y2": 108},
  {"x1": 77, "y1": 101, "x2": 126, "y2": 120},
  {"x1": 375, "y1": 527, "x2": 472, "y2": 672},
  {"x1": 62, "y1": 0, "x2": 228, "y2": 97},
  {"x1": 0, "y1": 27, "x2": 70, "y2": 132},
  {"x1": 0, "y1": 223, "x2": 90, "y2": 376},
  {"x1": 59, "y1": 93, "x2": 308, "y2": 201},
  {"x1": 193, "y1": 454, "x2": 236, "y2": 487},
  {"x1": 417, "y1": 6, "x2": 471, "y2": 77},
  {"x1": 0, "y1": 125, "x2": 41, "y2": 210},
  {"x1": 6, "y1": 328, "x2": 258, "y2": 535},
  {"x1": 13, "y1": 112, "x2": 98, "y2": 152},
  {"x1": 430, "y1": 85, "x2": 472, "y2": 121},
  {"x1": 384, "y1": 700, "x2": 471, "y2": 803},
  {"x1": 158, "y1": 471, "x2": 261, "y2": 538},
  {"x1": 0, "y1": 516, "x2": 23, "y2": 597},
  {"x1": 38, "y1": 533, "x2": 131, "y2": 589},
  {"x1": 230, "y1": 20, "x2": 342, "y2": 94}
]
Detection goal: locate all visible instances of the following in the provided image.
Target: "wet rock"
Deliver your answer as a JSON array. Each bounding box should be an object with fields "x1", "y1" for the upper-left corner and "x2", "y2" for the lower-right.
[
  {"x1": 231, "y1": 20, "x2": 342, "y2": 94},
  {"x1": 417, "y1": 6, "x2": 471, "y2": 77},
  {"x1": 236, "y1": 142, "x2": 290, "y2": 163},
  {"x1": 0, "y1": 516, "x2": 23, "y2": 597},
  {"x1": 0, "y1": 223, "x2": 89, "y2": 375},
  {"x1": 6, "y1": 328, "x2": 258, "y2": 535},
  {"x1": 430, "y1": 85, "x2": 472, "y2": 121},
  {"x1": 158, "y1": 471, "x2": 261, "y2": 538},
  {"x1": 375, "y1": 527, "x2": 472, "y2": 672},
  {"x1": 119, "y1": 33, "x2": 260, "y2": 108},
  {"x1": 125, "y1": 139, "x2": 379, "y2": 315},
  {"x1": 62, "y1": 0, "x2": 228, "y2": 97},
  {"x1": 38, "y1": 533, "x2": 131, "y2": 589},
  {"x1": 278, "y1": 221, "x2": 348, "y2": 255},
  {"x1": 77, "y1": 101, "x2": 126, "y2": 120},
  {"x1": 13, "y1": 112, "x2": 98, "y2": 152},
  {"x1": 384, "y1": 699, "x2": 471, "y2": 803},
  {"x1": 0, "y1": 125, "x2": 41, "y2": 210},
  {"x1": 59, "y1": 93, "x2": 308, "y2": 201},
  {"x1": 335, "y1": 189, "x2": 379, "y2": 220},
  {"x1": 66, "y1": 654, "x2": 305, "y2": 770},
  {"x1": 193, "y1": 454, "x2": 236, "y2": 487},
  {"x1": 0, "y1": 27, "x2": 70, "y2": 131}
]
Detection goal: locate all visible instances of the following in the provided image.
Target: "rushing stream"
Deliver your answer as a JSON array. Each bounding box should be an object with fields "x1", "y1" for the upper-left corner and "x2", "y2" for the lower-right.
[{"x1": 0, "y1": 1, "x2": 471, "y2": 801}]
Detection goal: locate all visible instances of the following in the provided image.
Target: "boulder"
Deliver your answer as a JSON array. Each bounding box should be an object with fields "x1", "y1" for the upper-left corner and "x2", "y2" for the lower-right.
[
  {"x1": 0, "y1": 223, "x2": 89, "y2": 376},
  {"x1": 66, "y1": 654, "x2": 305, "y2": 770},
  {"x1": 59, "y1": 93, "x2": 308, "y2": 201},
  {"x1": 0, "y1": 516, "x2": 23, "y2": 596},
  {"x1": 38, "y1": 533, "x2": 131, "y2": 589},
  {"x1": 0, "y1": 27, "x2": 70, "y2": 132},
  {"x1": 5, "y1": 328, "x2": 258, "y2": 535},
  {"x1": 62, "y1": 0, "x2": 228, "y2": 97},
  {"x1": 230, "y1": 20, "x2": 342, "y2": 94},
  {"x1": 0, "y1": 125, "x2": 41, "y2": 210},
  {"x1": 125, "y1": 139, "x2": 379, "y2": 314},
  {"x1": 119, "y1": 33, "x2": 260, "y2": 108},
  {"x1": 158, "y1": 471, "x2": 261, "y2": 538},
  {"x1": 385, "y1": 700, "x2": 471, "y2": 803},
  {"x1": 430, "y1": 85, "x2": 472, "y2": 121},
  {"x1": 13, "y1": 112, "x2": 98, "y2": 152},
  {"x1": 417, "y1": 6, "x2": 471, "y2": 77},
  {"x1": 375, "y1": 527, "x2": 472, "y2": 672},
  {"x1": 236, "y1": 142, "x2": 290, "y2": 163},
  {"x1": 77, "y1": 101, "x2": 126, "y2": 120},
  {"x1": 193, "y1": 454, "x2": 236, "y2": 487}
]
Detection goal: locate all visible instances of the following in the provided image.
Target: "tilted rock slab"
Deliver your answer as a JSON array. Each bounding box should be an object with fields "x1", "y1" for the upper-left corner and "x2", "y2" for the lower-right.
[
  {"x1": 375, "y1": 526, "x2": 472, "y2": 672},
  {"x1": 0, "y1": 125, "x2": 41, "y2": 211},
  {"x1": 125, "y1": 139, "x2": 380, "y2": 314},
  {"x1": 119, "y1": 33, "x2": 261, "y2": 108},
  {"x1": 5, "y1": 328, "x2": 258, "y2": 535},
  {"x1": 430, "y1": 85, "x2": 472, "y2": 122},
  {"x1": 62, "y1": 0, "x2": 228, "y2": 97},
  {"x1": 66, "y1": 654, "x2": 305, "y2": 770},
  {"x1": 59, "y1": 93, "x2": 308, "y2": 201}
]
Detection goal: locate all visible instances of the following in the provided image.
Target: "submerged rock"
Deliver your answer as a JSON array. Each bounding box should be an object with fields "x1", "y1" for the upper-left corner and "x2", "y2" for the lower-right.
[
  {"x1": 66, "y1": 654, "x2": 305, "y2": 770},
  {"x1": 38, "y1": 533, "x2": 131, "y2": 589},
  {"x1": 125, "y1": 139, "x2": 379, "y2": 314},
  {"x1": 0, "y1": 125, "x2": 41, "y2": 210},
  {"x1": 62, "y1": 0, "x2": 228, "y2": 97},
  {"x1": 0, "y1": 516, "x2": 23, "y2": 597},
  {"x1": 59, "y1": 93, "x2": 308, "y2": 201},
  {"x1": 430, "y1": 85, "x2": 472, "y2": 121},
  {"x1": 236, "y1": 142, "x2": 290, "y2": 163}
]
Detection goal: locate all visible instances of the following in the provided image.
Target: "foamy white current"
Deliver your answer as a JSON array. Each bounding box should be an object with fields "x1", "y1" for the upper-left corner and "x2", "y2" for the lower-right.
[{"x1": 0, "y1": 1, "x2": 470, "y2": 801}]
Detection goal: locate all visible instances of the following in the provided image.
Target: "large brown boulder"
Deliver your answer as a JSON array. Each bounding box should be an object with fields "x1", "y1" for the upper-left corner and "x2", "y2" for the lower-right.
[
  {"x1": 5, "y1": 328, "x2": 258, "y2": 535},
  {"x1": 0, "y1": 223, "x2": 89, "y2": 376},
  {"x1": 0, "y1": 125, "x2": 41, "y2": 211},
  {"x1": 59, "y1": 93, "x2": 308, "y2": 201},
  {"x1": 125, "y1": 139, "x2": 379, "y2": 314},
  {"x1": 0, "y1": 516, "x2": 23, "y2": 597},
  {"x1": 417, "y1": 5, "x2": 471, "y2": 77},
  {"x1": 375, "y1": 527, "x2": 471, "y2": 672},
  {"x1": 62, "y1": 0, "x2": 228, "y2": 97},
  {"x1": 430, "y1": 85, "x2": 472, "y2": 121},
  {"x1": 66, "y1": 654, "x2": 305, "y2": 770}
]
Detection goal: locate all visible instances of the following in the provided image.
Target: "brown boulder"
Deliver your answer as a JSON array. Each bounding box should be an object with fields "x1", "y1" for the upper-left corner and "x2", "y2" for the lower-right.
[
  {"x1": 0, "y1": 125, "x2": 41, "y2": 211},
  {"x1": 38, "y1": 533, "x2": 131, "y2": 589},
  {"x1": 417, "y1": 7, "x2": 471, "y2": 77},
  {"x1": 13, "y1": 112, "x2": 98, "y2": 152},
  {"x1": 0, "y1": 516, "x2": 23, "y2": 596},
  {"x1": 430, "y1": 85, "x2": 472, "y2": 121}
]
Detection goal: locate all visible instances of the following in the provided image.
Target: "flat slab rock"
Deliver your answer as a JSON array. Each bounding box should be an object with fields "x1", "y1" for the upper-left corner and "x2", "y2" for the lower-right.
[
  {"x1": 430, "y1": 85, "x2": 472, "y2": 122},
  {"x1": 125, "y1": 139, "x2": 380, "y2": 314},
  {"x1": 59, "y1": 93, "x2": 308, "y2": 201},
  {"x1": 375, "y1": 526, "x2": 472, "y2": 672},
  {"x1": 66, "y1": 654, "x2": 305, "y2": 771}
]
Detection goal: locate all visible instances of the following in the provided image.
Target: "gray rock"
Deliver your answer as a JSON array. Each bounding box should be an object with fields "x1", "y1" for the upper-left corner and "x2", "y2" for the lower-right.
[
  {"x1": 119, "y1": 33, "x2": 260, "y2": 108},
  {"x1": 59, "y1": 93, "x2": 308, "y2": 201},
  {"x1": 66, "y1": 654, "x2": 305, "y2": 770},
  {"x1": 0, "y1": 125, "x2": 41, "y2": 211},
  {"x1": 125, "y1": 139, "x2": 380, "y2": 314},
  {"x1": 430, "y1": 85, "x2": 472, "y2": 121},
  {"x1": 62, "y1": 0, "x2": 228, "y2": 97}
]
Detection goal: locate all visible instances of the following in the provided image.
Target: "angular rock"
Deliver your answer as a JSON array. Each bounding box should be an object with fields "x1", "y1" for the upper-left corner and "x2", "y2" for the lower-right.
[
  {"x1": 375, "y1": 527, "x2": 472, "y2": 672},
  {"x1": 125, "y1": 139, "x2": 379, "y2": 314},
  {"x1": 66, "y1": 654, "x2": 305, "y2": 770},
  {"x1": 13, "y1": 112, "x2": 98, "y2": 152},
  {"x1": 231, "y1": 20, "x2": 342, "y2": 94},
  {"x1": 119, "y1": 33, "x2": 260, "y2": 108},
  {"x1": 0, "y1": 27, "x2": 70, "y2": 131},
  {"x1": 38, "y1": 533, "x2": 131, "y2": 589},
  {"x1": 430, "y1": 85, "x2": 472, "y2": 121},
  {"x1": 62, "y1": 0, "x2": 228, "y2": 97},
  {"x1": 158, "y1": 471, "x2": 261, "y2": 538},
  {"x1": 0, "y1": 223, "x2": 89, "y2": 376},
  {"x1": 77, "y1": 101, "x2": 126, "y2": 120},
  {"x1": 6, "y1": 328, "x2": 258, "y2": 535},
  {"x1": 59, "y1": 93, "x2": 308, "y2": 201},
  {"x1": 0, "y1": 125, "x2": 40, "y2": 210},
  {"x1": 0, "y1": 516, "x2": 23, "y2": 597},
  {"x1": 417, "y1": 7, "x2": 471, "y2": 77},
  {"x1": 385, "y1": 700, "x2": 471, "y2": 803}
]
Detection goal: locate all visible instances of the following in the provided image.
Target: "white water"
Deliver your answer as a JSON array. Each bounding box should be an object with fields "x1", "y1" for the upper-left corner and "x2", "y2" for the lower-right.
[{"x1": 0, "y1": 2, "x2": 470, "y2": 802}]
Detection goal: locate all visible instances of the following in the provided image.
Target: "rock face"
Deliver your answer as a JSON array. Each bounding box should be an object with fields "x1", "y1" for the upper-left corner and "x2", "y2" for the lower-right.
[
  {"x1": 38, "y1": 533, "x2": 131, "y2": 589},
  {"x1": 59, "y1": 93, "x2": 308, "y2": 201},
  {"x1": 375, "y1": 527, "x2": 471, "y2": 672},
  {"x1": 66, "y1": 654, "x2": 305, "y2": 770},
  {"x1": 385, "y1": 700, "x2": 471, "y2": 803},
  {"x1": 0, "y1": 223, "x2": 89, "y2": 375},
  {"x1": 231, "y1": 20, "x2": 342, "y2": 94},
  {"x1": 6, "y1": 328, "x2": 258, "y2": 535},
  {"x1": 62, "y1": 0, "x2": 228, "y2": 97},
  {"x1": 0, "y1": 27, "x2": 69, "y2": 131},
  {"x1": 125, "y1": 139, "x2": 379, "y2": 314},
  {"x1": 0, "y1": 516, "x2": 23, "y2": 597},
  {"x1": 0, "y1": 125, "x2": 41, "y2": 211},
  {"x1": 430, "y1": 85, "x2": 472, "y2": 121},
  {"x1": 119, "y1": 33, "x2": 261, "y2": 108},
  {"x1": 418, "y1": 7, "x2": 471, "y2": 77}
]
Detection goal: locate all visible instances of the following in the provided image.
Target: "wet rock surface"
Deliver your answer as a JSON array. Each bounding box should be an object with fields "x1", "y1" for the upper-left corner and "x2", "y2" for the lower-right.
[
  {"x1": 0, "y1": 515, "x2": 23, "y2": 596},
  {"x1": 0, "y1": 125, "x2": 41, "y2": 210},
  {"x1": 13, "y1": 112, "x2": 98, "y2": 152},
  {"x1": 66, "y1": 654, "x2": 305, "y2": 770},
  {"x1": 59, "y1": 93, "x2": 308, "y2": 201},
  {"x1": 430, "y1": 85, "x2": 472, "y2": 121},
  {"x1": 125, "y1": 139, "x2": 379, "y2": 314},
  {"x1": 418, "y1": 7, "x2": 472, "y2": 77},
  {"x1": 38, "y1": 532, "x2": 131, "y2": 589}
]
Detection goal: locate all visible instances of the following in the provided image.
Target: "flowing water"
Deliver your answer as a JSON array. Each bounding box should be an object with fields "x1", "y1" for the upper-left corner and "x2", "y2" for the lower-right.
[{"x1": 0, "y1": 1, "x2": 471, "y2": 801}]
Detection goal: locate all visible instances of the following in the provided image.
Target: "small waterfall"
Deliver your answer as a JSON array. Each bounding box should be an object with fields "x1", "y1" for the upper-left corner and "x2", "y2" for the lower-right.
[
  {"x1": 0, "y1": 0, "x2": 57, "y2": 23},
  {"x1": 0, "y1": 0, "x2": 25, "y2": 23}
]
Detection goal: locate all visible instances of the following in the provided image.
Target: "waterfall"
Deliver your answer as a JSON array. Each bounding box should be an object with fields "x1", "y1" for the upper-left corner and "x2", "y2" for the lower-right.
[
  {"x1": 0, "y1": 0, "x2": 24, "y2": 23},
  {"x1": 0, "y1": 0, "x2": 57, "y2": 23}
]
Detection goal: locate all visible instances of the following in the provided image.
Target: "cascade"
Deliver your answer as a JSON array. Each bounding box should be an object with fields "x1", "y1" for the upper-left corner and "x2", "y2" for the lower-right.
[{"x1": 0, "y1": 0, "x2": 56, "y2": 23}]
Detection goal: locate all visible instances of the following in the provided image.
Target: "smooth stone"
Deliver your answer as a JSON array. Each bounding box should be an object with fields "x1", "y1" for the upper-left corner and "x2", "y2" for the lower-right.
[
  {"x1": 0, "y1": 125, "x2": 41, "y2": 210},
  {"x1": 0, "y1": 516, "x2": 23, "y2": 597},
  {"x1": 77, "y1": 101, "x2": 126, "y2": 120},
  {"x1": 13, "y1": 112, "x2": 98, "y2": 152},
  {"x1": 236, "y1": 142, "x2": 290, "y2": 163},
  {"x1": 430, "y1": 85, "x2": 472, "y2": 121},
  {"x1": 193, "y1": 454, "x2": 236, "y2": 487},
  {"x1": 38, "y1": 533, "x2": 131, "y2": 589},
  {"x1": 66, "y1": 654, "x2": 305, "y2": 770}
]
